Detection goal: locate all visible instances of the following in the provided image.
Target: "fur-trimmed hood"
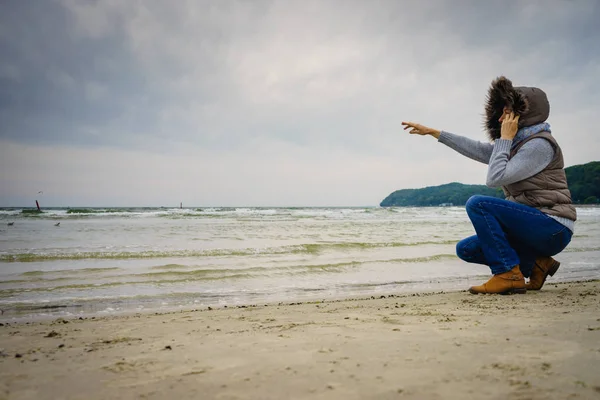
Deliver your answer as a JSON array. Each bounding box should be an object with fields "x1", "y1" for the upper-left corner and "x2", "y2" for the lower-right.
[{"x1": 484, "y1": 76, "x2": 550, "y2": 141}]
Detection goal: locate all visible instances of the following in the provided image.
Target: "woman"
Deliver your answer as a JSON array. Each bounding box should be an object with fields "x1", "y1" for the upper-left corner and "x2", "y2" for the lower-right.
[{"x1": 402, "y1": 76, "x2": 576, "y2": 294}]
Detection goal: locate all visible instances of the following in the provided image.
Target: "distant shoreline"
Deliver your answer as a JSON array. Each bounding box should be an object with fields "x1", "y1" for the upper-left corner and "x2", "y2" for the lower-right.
[{"x1": 2, "y1": 204, "x2": 599, "y2": 209}]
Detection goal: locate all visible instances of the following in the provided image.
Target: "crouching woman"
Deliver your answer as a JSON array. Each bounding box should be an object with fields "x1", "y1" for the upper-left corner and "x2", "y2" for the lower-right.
[{"x1": 402, "y1": 76, "x2": 576, "y2": 294}]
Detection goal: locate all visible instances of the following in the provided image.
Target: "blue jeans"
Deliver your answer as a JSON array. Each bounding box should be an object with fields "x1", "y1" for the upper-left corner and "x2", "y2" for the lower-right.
[{"x1": 456, "y1": 195, "x2": 572, "y2": 277}]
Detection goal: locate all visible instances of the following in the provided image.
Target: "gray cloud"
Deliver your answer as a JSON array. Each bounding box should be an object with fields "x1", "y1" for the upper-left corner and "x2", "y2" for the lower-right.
[{"x1": 0, "y1": 0, "x2": 598, "y2": 206}]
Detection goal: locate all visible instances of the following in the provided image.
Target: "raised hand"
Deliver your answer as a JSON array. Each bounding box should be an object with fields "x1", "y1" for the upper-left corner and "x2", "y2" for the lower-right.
[
  {"x1": 500, "y1": 112, "x2": 520, "y2": 140},
  {"x1": 401, "y1": 121, "x2": 441, "y2": 139}
]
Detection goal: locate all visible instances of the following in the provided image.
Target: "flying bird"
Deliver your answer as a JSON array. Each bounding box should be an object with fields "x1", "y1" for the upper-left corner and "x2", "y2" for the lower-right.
[
  {"x1": 7, "y1": 222, "x2": 14, "y2": 226},
  {"x1": 54, "y1": 222, "x2": 60, "y2": 227}
]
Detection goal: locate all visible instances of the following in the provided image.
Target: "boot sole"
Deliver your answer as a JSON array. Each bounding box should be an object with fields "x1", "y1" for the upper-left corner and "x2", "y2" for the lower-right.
[
  {"x1": 528, "y1": 261, "x2": 561, "y2": 291},
  {"x1": 499, "y1": 287, "x2": 527, "y2": 295},
  {"x1": 468, "y1": 287, "x2": 527, "y2": 295}
]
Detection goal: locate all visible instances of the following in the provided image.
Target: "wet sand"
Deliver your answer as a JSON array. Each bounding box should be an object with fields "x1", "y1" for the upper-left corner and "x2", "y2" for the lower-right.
[{"x1": 1, "y1": 280, "x2": 600, "y2": 400}]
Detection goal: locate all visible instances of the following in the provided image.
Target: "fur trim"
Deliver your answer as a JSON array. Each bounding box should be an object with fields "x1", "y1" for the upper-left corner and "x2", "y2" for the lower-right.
[{"x1": 484, "y1": 76, "x2": 529, "y2": 141}]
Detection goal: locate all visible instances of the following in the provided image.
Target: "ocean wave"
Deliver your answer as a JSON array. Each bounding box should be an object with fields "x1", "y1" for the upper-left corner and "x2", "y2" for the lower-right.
[
  {"x1": 0, "y1": 290, "x2": 239, "y2": 308},
  {"x1": 1, "y1": 249, "x2": 271, "y2": 262},
  {"x1": 10, "y1": 255, "x2": 456, "y2": 282},
  {"x1": 0, "y1": 274, "x2": 258, "y2": 296},
  {"x1": 0, "y1": 277, "x2": 72, "y2": 285},
  {"x1": 4, "y1": 239, "x2": 590, "y2": 264},
  {"x1": 0, "y1": 206, "x2": 392, "y2": 221},
  {"x1": 4, "y1": 207, "x2": 182, "y2": 219},
  {"x1": 0, "y1": 209, "x2": 22, "y2": 216},
  {"x1": 0, "y1": 240, "x2": 457, "y2": 262},
  {"x1": 150, "y1": 263, "x2": 189, "y2": 270},
  {"x1": 20, "y1": 267, "x2": 121, "y2": 276},
  {"x1": 66, "y1": 208, "x2": 103, "y2": 214},
  {"x1": 564, "y1": 247, "x2": 600, "y2": 253},
  {"x1": 0, "y1": 254, "x2": 457, "y2": 295},
  {"x1": 21, "y1": 209, "x2": 44, "y2": 215},
  {"x1": 2, "y1": 205, "x2": 597, "y2": 219},
  {"x1": 136, "y1": 262, "x2": 357, "y2": 279}
]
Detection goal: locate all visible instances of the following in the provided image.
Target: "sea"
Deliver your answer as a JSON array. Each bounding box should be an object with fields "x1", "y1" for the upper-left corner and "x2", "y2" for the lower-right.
[{"x1": 1, "y1": 206, "x2": 599, "y2": 321}]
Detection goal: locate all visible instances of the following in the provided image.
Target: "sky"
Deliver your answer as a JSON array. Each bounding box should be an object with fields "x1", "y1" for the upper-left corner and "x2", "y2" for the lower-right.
[{"x1": 1, "y1": 0, "x2": 599, "y2": 207}]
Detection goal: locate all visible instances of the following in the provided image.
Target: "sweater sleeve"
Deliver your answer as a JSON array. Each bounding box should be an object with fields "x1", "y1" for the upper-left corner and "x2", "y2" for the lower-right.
[
  {"x1": 438, "y1": 131, "x2": 494, "y2": 164},
  {"x1": 486, "y1": 138, "x2": 555, "y2": 187}
]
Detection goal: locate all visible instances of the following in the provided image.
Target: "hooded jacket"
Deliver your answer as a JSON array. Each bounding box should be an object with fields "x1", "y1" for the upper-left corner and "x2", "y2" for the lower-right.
[{"x1": 484, "y1": 77, "x2": 577, "y2": 221}]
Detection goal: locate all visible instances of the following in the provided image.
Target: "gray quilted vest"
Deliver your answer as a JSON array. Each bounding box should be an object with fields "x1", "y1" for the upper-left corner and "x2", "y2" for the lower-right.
[{"x1": 502, "y1": 132, "x2": 577, "y2": 221}]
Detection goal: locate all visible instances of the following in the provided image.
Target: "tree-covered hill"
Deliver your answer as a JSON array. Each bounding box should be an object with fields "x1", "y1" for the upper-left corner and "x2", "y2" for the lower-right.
[
  {"x1": 565, "y1": 161, "x2": 600, "y2": 204},
  {"x1": 380, "y1": 182, "x2": 503, "y2": 207},
  {"x1": 380, "y1": 161, "x2": 599, "y2": 207}
]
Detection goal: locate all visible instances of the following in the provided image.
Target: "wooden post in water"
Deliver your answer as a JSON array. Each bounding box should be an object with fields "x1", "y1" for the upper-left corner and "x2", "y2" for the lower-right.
[{"x1": 35, "y1": 200, "x2": 41, "y2": 211}]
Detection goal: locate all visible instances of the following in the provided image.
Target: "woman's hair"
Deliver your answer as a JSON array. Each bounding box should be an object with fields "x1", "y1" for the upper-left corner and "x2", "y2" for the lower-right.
[{"x1": 484, "y1": 76, "x2": 528, "y2": 141}]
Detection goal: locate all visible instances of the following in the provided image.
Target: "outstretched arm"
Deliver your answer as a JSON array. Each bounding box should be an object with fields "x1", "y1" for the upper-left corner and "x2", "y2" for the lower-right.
[
  {"x1": 401, "y1": 121, "x2": 493, "y2": 164},
  {"x1": 438, "y1": 131, "x2": 493, "y2": 165}
]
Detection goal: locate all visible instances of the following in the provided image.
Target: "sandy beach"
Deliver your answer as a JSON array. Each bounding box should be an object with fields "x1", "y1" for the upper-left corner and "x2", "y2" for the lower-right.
[{"x1": 1, "y1": 280, "x2": 600, "y2": 400}]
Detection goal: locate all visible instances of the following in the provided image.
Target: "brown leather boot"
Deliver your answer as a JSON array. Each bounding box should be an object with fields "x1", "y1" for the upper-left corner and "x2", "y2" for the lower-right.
[
  {"x1": 526, "y1": 257, "x2": 560, "y2": 291},
  {"x1": 469, "y1": 266, "x2": 526, "y2": 295}
]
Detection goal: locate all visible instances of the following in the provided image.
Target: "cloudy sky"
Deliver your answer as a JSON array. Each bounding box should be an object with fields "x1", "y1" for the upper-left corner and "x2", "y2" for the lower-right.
[{"x1": 1, "y1": 0, "x2": 598, "y2": 207}]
